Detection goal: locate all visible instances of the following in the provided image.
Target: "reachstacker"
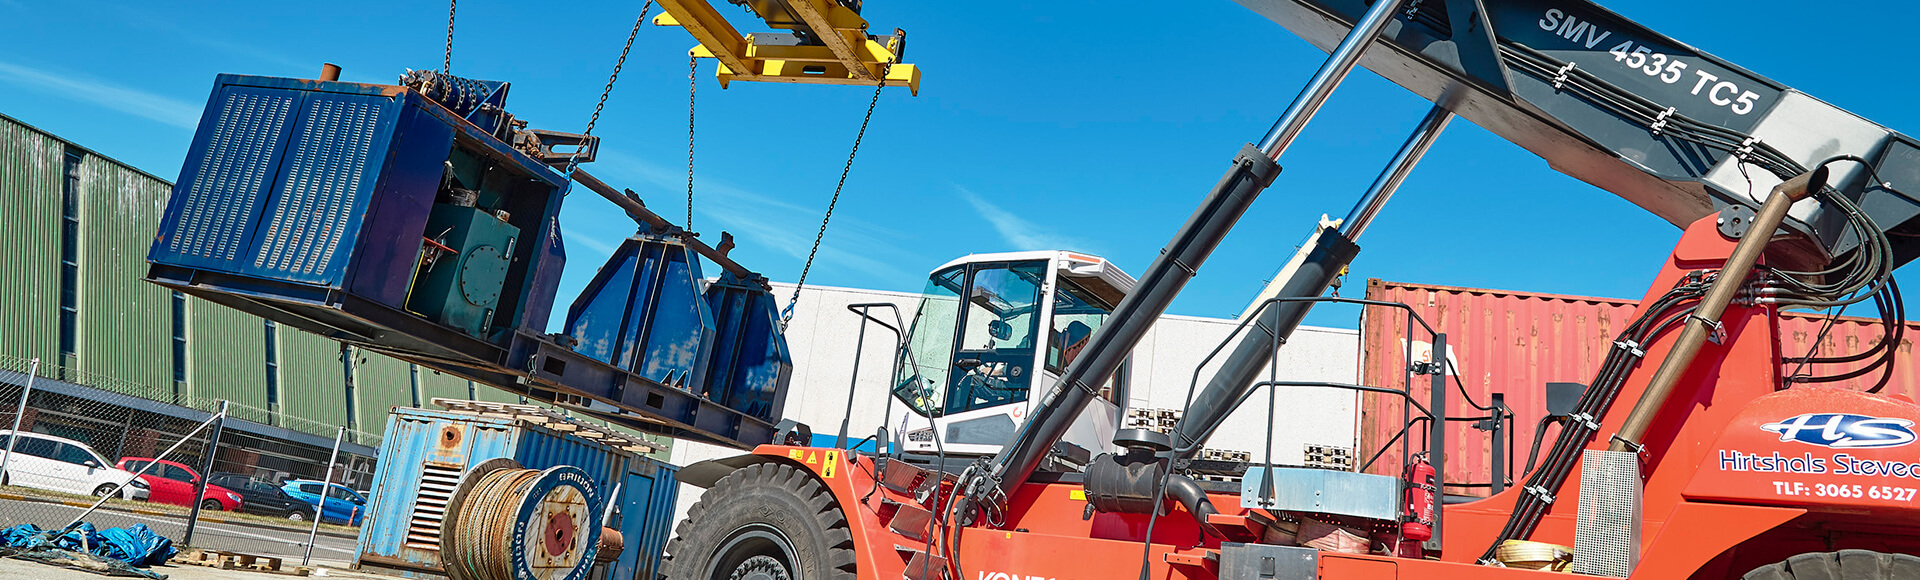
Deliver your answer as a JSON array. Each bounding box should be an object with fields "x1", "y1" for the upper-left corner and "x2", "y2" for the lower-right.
[
  {"x1": 660, "y1": 1, "x2": 1920, "y2": 580},
  {"x1": 140, "y1": 0, "x2": 1920, "y2": 579}
]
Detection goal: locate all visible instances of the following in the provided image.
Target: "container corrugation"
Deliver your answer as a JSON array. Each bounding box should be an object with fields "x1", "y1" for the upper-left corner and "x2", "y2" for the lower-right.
[
  {"x1": 0, "y1": 115, "x2": 65, "y2": 366},
  {"x1": 356, "y1": 407, "x2": 678, "y2": 580},
  {"x1": 278, "y1": 325, "x2": 349, "y2": 427},
  {"x1": 1360, "y1": 279, "x2": 1919, "y2": 496},
  {"x1": 76, "y1": 154, "x2": 173, "y2": 390},
  {"x1": 188, "y1": 296, "x2": 268, "y2": 411},
  {"x1": 349, "y1": 348, "x2": 414, "y2": 433},
  {"x1": 1777, "y1": 312, "x2": 1920, "y2": 398}
]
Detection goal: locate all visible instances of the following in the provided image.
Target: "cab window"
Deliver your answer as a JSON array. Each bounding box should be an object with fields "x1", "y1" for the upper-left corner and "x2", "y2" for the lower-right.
[
  {"x1": 894, "y1": 267, "x2": 964, "y2": 416},
  {"x1": 299, "y1": 483, "x2": 321, "y2": 494},
  {"x1": 1046, "y1": 278, "x2": 1125, "y2": 402}
]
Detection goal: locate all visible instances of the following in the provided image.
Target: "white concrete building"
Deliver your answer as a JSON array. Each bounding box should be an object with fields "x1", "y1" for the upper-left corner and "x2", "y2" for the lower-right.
[{"x1": 668, "y1": 281, "x2": 1361, "y2": 521}]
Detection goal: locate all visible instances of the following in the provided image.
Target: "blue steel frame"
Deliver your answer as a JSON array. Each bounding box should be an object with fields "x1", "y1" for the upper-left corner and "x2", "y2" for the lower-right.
[{"x1": 145, "y1": 74, "x2": 783, "y2": 449}]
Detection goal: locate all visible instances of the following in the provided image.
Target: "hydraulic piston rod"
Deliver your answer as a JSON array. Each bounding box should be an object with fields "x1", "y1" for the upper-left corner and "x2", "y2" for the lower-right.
[
  {"x1": 1172, "y1": 104, "x2": 1452, "y2": 459},
  {"x1": 978, "y1": 0, "x2": 1410, "y2": 509}
]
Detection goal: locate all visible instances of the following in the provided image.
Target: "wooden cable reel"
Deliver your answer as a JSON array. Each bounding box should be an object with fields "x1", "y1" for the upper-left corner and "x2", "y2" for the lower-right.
[{"x1": 442, "y1": 458, "x2": 604, "y2": 580}]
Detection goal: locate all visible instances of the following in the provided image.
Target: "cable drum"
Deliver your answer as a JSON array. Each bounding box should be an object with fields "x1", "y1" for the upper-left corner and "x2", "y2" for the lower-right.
[{"x1": 441, "y1": 459, "x2": 604, "y2": 580}]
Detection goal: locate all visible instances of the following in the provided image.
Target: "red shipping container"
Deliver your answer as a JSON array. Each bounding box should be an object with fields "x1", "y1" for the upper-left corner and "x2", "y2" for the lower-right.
[{"x1": 1359, "y1": 279, "x2": 1917, "y2": 496}]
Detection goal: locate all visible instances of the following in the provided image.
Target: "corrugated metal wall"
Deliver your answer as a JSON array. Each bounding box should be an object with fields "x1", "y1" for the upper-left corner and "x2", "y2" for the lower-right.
[
  {"x1": 188, "y1": 296, "x2": 269, "y2": 411},
  {"x1": 1360, "y1": 279, "x2": 1919, "y2": 496},
  {"x1": 350, "y1": 348, "x2": 416, "y2": 429},
  {"x1": 415, "y1": 367, "x2": 474, "y2": 403},
  {"x1": 0, "y1": 115, "x2": 64, "y2": 366},
  {"x1": 0, "y1": 111, "x2": 592, "y2": 446},
  {"x1": 75, "y1": 155, "x2": 173, "y2": 390},
  {"x1": 279, "y1": 325, "x2": 350, "y2": 427}
]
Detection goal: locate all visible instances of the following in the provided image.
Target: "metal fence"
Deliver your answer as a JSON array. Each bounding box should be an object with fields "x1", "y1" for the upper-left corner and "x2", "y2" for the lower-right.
[{"x1": 0, "y1": 355, "x2": 378, "y2": 566}]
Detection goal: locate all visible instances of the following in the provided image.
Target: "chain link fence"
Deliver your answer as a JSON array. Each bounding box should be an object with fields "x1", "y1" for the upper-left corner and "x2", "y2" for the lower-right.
[{"x1": 0, "y1": 355, "x2": 380, "y2": 565}]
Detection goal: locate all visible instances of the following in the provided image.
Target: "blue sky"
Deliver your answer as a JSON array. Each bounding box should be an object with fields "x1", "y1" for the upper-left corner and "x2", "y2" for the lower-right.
[{"x1": 3, "y1": 0, "x2": 1916, "y2": 330}]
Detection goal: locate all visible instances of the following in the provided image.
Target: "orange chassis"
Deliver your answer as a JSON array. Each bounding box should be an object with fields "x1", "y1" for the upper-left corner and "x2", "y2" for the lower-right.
[{"x1": 721, "y1": 214, "x2": 1920, "y2": 580}]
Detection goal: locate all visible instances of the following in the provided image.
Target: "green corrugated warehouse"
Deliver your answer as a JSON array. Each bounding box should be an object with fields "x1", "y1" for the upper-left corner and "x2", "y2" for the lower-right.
[{"x1": 0, "y1": 111, "x2": 547, "y2": 443}]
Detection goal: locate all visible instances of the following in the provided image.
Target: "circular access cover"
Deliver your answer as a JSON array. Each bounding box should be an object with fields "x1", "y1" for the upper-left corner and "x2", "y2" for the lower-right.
[{"x1": 460, "y1": 245, "x2": 509, "y2": 306}]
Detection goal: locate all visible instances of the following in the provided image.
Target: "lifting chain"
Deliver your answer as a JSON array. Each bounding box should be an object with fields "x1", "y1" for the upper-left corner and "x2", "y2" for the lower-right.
[
  {"x1": 687, "y1": 55, "x2": 697, "y2": 231},
  {"x1": 562, "y1": 1, "x2": 655, "y2": 180},
  {"x1": 781, "y1": 38, "x2": 902, "y2": 330},
  {"x1": 443, "y1": 0, "x2": 456, "y2": 74}
]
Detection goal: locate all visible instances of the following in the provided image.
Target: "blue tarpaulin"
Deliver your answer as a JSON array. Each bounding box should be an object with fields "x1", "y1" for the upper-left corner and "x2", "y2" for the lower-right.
[{"x1": 1, "y1": 522, "x2": 177, "y2": 578}]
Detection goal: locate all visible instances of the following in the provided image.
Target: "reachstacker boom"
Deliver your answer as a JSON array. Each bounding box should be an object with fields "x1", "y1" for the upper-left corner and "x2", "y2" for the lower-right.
[{"x1": 663, "y1": 1, "x2": 1920, "y2": 580}]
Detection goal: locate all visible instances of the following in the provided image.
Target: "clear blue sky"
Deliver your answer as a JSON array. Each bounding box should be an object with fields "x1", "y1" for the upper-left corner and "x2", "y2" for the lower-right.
[{"x1": 3, "y1": 0, "x2": 1915, "y2": 330}]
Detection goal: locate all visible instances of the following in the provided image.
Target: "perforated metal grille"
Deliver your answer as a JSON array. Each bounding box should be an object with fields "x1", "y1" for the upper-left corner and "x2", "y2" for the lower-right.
[
  {"x1": 1572, "y1": 450, "x2": 1640, "y2": 577},
  {"x1": 406, "y1": 461, "x2": 464, "y2": 551},
  {"x1": 165, "y1": 91, "x2": 295, "y2": 259},
  {"x1": 252, "y1": 96, "x2": 380, "y2": 276}
]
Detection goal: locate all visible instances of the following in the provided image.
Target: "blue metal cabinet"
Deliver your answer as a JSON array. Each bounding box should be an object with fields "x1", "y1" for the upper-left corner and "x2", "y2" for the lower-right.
[{"x1": 355, "y1": 407, "x2": 677, "y2": 580}]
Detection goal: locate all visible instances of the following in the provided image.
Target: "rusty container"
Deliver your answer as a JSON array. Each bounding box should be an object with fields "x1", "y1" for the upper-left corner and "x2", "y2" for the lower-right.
[{"x1": 1360, "y1": 279, "x2": 1916, "y2": 496}]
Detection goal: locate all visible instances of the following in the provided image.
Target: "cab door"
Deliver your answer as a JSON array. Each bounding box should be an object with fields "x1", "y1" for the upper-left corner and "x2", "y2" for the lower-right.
[{"x1": 891, "y1": 261, "x2": 1049, "y2": 456}]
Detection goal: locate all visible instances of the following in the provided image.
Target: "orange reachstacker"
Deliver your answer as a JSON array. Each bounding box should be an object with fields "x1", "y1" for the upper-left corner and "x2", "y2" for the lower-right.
[{"x1": 663, "y1": 0, "x2": 1920, "y2": 579}]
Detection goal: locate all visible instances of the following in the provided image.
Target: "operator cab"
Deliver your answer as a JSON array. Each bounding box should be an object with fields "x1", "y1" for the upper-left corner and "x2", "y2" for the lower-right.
[{"x1": 889, "y1": 251, "x2": 1134, "y2": 464}]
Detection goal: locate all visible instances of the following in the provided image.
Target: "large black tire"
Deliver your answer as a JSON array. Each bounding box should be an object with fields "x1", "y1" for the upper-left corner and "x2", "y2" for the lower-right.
[
  {"x1": 663, "y1": 463, "x2": 856, "y2": 580},
  {"x1": 1745, "y1": 550, "x2": 1920, "y2": 579},
  {"x1": 200, "y1": 499, "x2": 223, "y2": 511}
]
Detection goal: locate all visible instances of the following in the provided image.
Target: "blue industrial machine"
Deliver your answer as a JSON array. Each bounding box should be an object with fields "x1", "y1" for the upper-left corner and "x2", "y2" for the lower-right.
[{"x1": 145, "y1": 69, "x2": 790, "y2": 448}]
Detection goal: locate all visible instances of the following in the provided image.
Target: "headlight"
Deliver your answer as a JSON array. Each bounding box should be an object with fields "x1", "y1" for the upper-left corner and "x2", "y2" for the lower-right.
[
  {"x1": 228, "y1": 492, "x2": 242, "y2": 502},
  {"x1": 128, "y1": 479, "x2": 149, "y2": 489}
]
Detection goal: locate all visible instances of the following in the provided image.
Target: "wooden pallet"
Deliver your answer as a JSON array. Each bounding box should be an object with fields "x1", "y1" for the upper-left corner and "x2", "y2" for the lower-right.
[
  {"x1": 170, "y1": 549, "x2": 312, "y2": 576},
  {"x1": 432, "y1": 398, "x2": 664, "y2": 454}
]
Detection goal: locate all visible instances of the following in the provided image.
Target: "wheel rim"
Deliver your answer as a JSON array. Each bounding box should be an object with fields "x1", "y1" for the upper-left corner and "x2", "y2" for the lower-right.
[
  {"x1": 703, "y1": 524, "x2": 800, "y2": 580},
  {"x1": 203, "y1": 500, "x2": 220, "y2": 510},
  {"x1": 289, "y1": 512, "x2": 305, "y2": 521},
  {"x1": 94, "y1": 486, "x2": 112, "y2": 497}
]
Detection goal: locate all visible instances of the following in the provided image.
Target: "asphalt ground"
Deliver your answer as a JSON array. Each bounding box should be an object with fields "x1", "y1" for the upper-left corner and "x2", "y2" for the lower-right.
[
  {"x1": 0, "y1": 497, "x2": 358, "y2": 567},
  {"x1": 0, "y1": 554, "x2": 388, "y2": 580}
]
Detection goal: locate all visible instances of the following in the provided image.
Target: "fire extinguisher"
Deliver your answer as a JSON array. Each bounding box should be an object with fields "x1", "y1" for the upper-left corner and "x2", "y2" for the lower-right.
[{"x1": 1402, "y1": 454, "x2": 1436, "y2": 542}]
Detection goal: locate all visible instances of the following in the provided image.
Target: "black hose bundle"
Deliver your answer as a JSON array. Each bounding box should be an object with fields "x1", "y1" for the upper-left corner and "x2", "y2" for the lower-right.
[{"x1": 1476, "y1": 274, "x2": 1710, "y2": 563}]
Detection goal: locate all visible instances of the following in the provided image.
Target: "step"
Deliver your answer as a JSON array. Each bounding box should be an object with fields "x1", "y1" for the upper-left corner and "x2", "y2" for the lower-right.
[
  {"x1": 887, "y1": 502, "x2": 934, "y2": 542},
  {"x1": 895, "y1": 545, "x2": 948, "y2": 580},
  {"x1": 880, "y1": 459, "x2": 930, "y2": 495}
]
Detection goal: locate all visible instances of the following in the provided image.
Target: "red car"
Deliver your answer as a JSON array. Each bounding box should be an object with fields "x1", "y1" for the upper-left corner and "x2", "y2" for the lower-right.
[{"x1": 115, "y1": 458, "x2": 244, "y2": 511}]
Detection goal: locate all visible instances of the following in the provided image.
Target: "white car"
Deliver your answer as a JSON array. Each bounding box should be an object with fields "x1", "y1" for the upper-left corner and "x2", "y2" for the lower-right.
[{"x1": 0, "y1": 430, "x2": 148, "y2": 500}]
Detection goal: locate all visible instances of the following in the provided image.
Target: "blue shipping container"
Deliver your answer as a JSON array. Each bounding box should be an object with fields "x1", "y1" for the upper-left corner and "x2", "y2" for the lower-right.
[{"x1": 354, "y1": 407, "x2": 677, "y2": 580}]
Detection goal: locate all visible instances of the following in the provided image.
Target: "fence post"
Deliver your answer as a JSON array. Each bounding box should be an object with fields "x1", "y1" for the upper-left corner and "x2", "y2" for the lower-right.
[
  {"x1": 304, "y1": 425, "x2": 346, "y2": 567},
  {"x1": 0, "y1": 358, "x2": 41, "y2": 484},
  {"x1": 182, "y1": 400, "x2": 228, "y2": 547}
]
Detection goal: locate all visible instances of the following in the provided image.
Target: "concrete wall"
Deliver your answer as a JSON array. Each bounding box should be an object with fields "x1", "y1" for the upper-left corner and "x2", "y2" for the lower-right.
[{"x1": 668, "y1": 282, "x2": 1361, "y2": 523}]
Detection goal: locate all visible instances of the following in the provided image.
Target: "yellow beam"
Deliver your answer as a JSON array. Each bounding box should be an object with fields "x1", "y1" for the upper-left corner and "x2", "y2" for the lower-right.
[
  {"x1": 782, "y1": 0, "x2": 870, "y2": 80},
  {"x1": 652, "y1": 0, "x2": 755, "y2": 79}
]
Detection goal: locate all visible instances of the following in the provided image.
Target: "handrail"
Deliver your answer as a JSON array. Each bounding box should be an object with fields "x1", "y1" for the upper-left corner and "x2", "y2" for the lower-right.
[
  {"x1": 833, "y1": 303, "x2": 913, "y2": 453},
  {"x1": 1171, "y1": 296, "x2": 1442, "y2": 455},
  {"x1": 836, "y1": 303, "x2": 910, "y2": 451}
]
